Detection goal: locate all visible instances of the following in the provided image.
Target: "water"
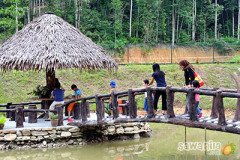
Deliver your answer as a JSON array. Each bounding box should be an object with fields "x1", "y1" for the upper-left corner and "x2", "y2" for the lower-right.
[{"x1": 0, "y1": 124, "x2": 239, "y2": 160}]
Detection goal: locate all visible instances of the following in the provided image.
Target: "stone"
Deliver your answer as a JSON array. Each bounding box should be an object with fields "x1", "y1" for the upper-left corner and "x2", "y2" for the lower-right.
[
  {"x1": 61, "y1": 132, "x2": 71, "y2": 137},
  {"x1": 2, "y1": 130, "x2": 16, "y2": 134},
  {"x1": 133, "y1": 126, "x2": 139, "y2": 131},
  {"x1": 43, "y1": 141, "x2": 47, "y2": 146},
  {"x1": 67, "y1": 140, "x2": 74, "y2": 145},
  {"x1": 69, "y1": 127, "x2": 80, "y2": 133},
  {"x1": 116, "y1": 127, "x2": 124, "y2": 134},
  {"x1": 107, "y1": 126, "x2": 115, "y2": 133},
  {"x1": 44, "y1": 135, "x2": 50, "y2": 138},
  {"x1": 31, "y1": 136, "x2": 36, "y2": 140},
  {"x1": 48, "y1": 130, "x2": 57, "y2": 134},
  {"x1": 124, "y1": 127, "x2": 134, "y2": 132},
  {"x1": 21, "y1": 136, "x2": 30, "y2": 141},
  {"x1": 22, "y1": 129, "x2": 31, "y2": 136},
  {"x1": 31, "y1": 131, "x2": 48, "y2": 136},
  {"x1": 42, "y1": 128, "x2": 53, "y2": 131},
  {"x1": 16, "y1": 131, "x2": 22, "y2": 137},
  {"x1": 133, "y1": 133, "x2": 140, "y2": 139},
  {"x1": 4, "y1": 134, "x2": 17, "y2": 141}
]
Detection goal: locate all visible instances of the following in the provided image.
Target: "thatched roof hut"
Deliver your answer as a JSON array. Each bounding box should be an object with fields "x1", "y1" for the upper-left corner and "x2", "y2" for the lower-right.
[{"x1": 0, "y1": 13, "x2": 118, "y2": 71}]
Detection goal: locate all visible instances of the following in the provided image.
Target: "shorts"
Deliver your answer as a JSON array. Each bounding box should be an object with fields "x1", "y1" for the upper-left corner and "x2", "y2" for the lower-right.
[{"x1": 68, "y1": 102, "x2": 76, "y2": 113}]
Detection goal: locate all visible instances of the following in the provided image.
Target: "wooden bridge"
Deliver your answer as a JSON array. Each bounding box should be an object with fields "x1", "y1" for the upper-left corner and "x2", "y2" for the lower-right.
[{"x1": 0, "y1": 86, "x2": 240, "y2": 134}]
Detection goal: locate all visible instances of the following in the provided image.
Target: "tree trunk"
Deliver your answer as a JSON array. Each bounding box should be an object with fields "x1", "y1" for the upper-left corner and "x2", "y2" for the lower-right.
[
  {"x1": 15, "y1": 1, "x2": 18, "y2": 32},
  {"x1": 46, "y1": 69, "x2": 56, "y2": 92},
  {"x1": 232, "y1": 11, "x2": 235, "y2": 37},
  {"x1": 176, "y1": 7, "x2": 179, "y2": 43},
  {"x1": 74, "y1": 0, "x2": 79, "y2": 29},
  {"x1": 33, "y1": 0, "x2": 36, "y2": 18},
  {"x1": 172, "y1": 0, "x2": 175, "y2": 47},
  {"x1": 214, "y1": 0, "x2": 218, "y2": 40},
  {"x1": 238, "y1": 0, "x2": 240, "y2": 40},
  {"x1": 38, "y1": 0, "x2": 41, "y2": 16},
  {"x1": 192, "y1": 0, "x2": 196, "y2": 41},
  {"x1": 27, "y1": 1, "x2": 31, "y2": 23},
  {"x1": 129, "y1": 0, "x2": 133, "y2": 37}
]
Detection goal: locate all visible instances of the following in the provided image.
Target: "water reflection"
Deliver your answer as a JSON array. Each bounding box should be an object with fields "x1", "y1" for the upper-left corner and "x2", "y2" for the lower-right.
[{"x1": 0, "y1": 124, "x2": 239, "y2": 160}]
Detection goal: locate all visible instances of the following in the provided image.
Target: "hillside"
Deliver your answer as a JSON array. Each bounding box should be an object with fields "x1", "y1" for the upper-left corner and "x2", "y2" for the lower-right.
[{"x1": 0, "y1": 63, "x2": 239, "y2": 109}]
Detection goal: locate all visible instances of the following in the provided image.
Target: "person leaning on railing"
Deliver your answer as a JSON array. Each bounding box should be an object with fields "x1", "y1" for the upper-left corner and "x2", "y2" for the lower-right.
[{"x1": 49, "y1": 82, "x2": 65, "y2": 111}]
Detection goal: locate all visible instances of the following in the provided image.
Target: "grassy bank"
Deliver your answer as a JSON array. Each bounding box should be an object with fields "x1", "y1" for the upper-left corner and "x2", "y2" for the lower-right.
[{"x1": 0, "y1": 63, "x2": 239, "y2": 109}]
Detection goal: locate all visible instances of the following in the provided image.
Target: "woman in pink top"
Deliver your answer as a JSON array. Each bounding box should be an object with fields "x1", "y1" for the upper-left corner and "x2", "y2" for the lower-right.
[{"x1": 192, "y1": 80, "x2": 202, "y2": 118}]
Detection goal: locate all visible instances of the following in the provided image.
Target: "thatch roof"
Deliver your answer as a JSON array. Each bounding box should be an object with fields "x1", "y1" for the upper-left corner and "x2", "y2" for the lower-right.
[{"x1": 0, "y1": 13, "x2": 118, "y2": 71}]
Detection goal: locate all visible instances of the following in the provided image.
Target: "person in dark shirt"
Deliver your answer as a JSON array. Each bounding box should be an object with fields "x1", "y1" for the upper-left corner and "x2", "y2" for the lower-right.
[
  {"x1": 49, "y1": 82, "x2": 65, "y2": 110},
  {"x1": 179, "y1": 60, "x2": 195, "y2": 87},
  {"x1": 149, "y1": 63, "x2": 167, "y2": 115}
]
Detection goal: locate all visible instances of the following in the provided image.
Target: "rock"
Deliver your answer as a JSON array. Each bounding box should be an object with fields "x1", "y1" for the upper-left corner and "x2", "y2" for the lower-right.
[
  {"x1": 124, "y1": 127, "x2": 134, "y2": 132},
  {"x1": 48, "y1": 130, "x2": 57, "y2": 134},
  {"x1": 31, "y1": 131, "x2": 48, "y2": 136},
  {"x1": 42, "y1": 128, "x2": 53, "y2": 131},
  {"x1": 123, "y1": 123, "x2": 137, "y2": 127},
  {"x1": 31, "y1": 136, "x2": 36, "y2": 140},
  {"x1": 48, "y1": 143, "x2": 53, "y2": 148},
  {"x1": 116, "y1": 127, "x2": 124, "y2": 134},
  {"x1": 0, "y1": 137, "x2": 4, "y2": 141},
  {"x1": 4, "y1": 134, "x2": 17, "y2": 141},
  {"x1": 67, "y1": 140, "x2": 74, "y2": 145},
  {"x1": 133, "y1": 133, "x2": 140, "y2": 139},
  {"x1": 44, "y1": 135, "x2": 50, "y2": 138},
  {"x1": 21, "y1": 136, "x2": 30, "y2": 141},
  {"x1": 107, "y1": 126, "x2": 115, "y2": 133},
  {"x1": 16, "y1": 131, "x2": 22, "y2": 137},
  {"x1": 61, "y1": 132, "x2": 71, "y2": 137},
  {"x1": 69, "y1": 127, "x2": 80, "y2": 133},
  {"x1": 3, "y1": 130, "x2": 16, "y2": 134},
  {"x1": 42, "y1": 141, "x2": 47, "y2": 146},
  {"x1": 22, "y1": 129, "x2": 31, "y2": 136},
  {"x1": 133, "y1": 126, "x2": 139, "y2": 131}
]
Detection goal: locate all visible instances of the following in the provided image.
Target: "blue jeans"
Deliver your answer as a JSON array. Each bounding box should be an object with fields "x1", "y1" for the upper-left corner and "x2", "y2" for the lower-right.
[
  {"x1": 196, "y1": 101, "x2": 201, "y2": 114},
  {"x1": 144, "y1": 98, "x2": 148, "y2": 111}
]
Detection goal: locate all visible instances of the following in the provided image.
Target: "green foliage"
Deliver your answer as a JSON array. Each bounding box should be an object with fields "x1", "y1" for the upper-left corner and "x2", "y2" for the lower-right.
[
  {"x1": 0, "y1": 116, "x2": 7, "y2": 124},
  {"x1": 50, "y1": 114, "x2": 58, "y2": 120},
  {"x1": 230, "y1": 55, "x2": 240, "y2": 63},
  {"x1": 30, "y1": 85, "x2": 49, "y2": 98}
]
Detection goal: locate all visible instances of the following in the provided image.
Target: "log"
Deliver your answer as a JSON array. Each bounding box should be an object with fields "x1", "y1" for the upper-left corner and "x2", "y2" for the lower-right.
[
  {"x1": 166, "y1": 86, "x2": 175, "y2": 118},
  {"x1": 215, "y1": 90, "x2": 227, "y2": 125},
  {"x1": 147, "y1": 87, "x2": 154, "y2": 117},
  {"x1": 210, "y1": 88, "x2": 219, "y2": 118},
  {"x1": 128, "y1": 89, "x2": 137, "y2": 118},
  {"x1": 15, "y1": 107, "x2": 24, "y2": 128},
  {"x1": 221, "y1": 92, "x2": 240, "y2": 98},
  {"x1": 187, "y1": 88, "x2": 197, "y2": 121},
  {"x1": 73, "y1": 102, "x2": 81, "y2": 120},
  {"x1": 81, "y1": 99, "x2": 88, "y2": 123},
  {"x1": 28, "y1": 105, "x2": 37, "y2": 123},
  {"x1": 56, "y1": 105, "x2": 63, "y2": 126},
  {"x1": 234, "y1": 91, "x2": 240, "y2": 121},
  {"x1": 96, "y1": 95, "x2": 104, "y2": 123},
  {"x1": 9, "y1": 106, "x2": 16, "y2": 121},
  {"x1": 111, "y1": 91, "x2": 119, "y2": 119},
  {"x1": 6, "y1": 103, "x2": 12, "y2": 118}
]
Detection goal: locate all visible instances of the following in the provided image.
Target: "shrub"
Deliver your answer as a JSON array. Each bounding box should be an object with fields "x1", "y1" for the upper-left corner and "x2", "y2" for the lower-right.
[
  {"x1": 0, "y1": 116, "x2": 6, "y2": 124},
  {"x1": 50, "y1": 114, "x2": 58, "y2": 120}
]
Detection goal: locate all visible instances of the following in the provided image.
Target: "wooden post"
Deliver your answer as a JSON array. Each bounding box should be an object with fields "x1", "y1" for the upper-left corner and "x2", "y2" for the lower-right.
[
  {"x1": 81, "y1": 99, "x2": 88, "y2": 123},
  {"x1": 9, "y1": 106, "x2": 16, "y2": 121},
  {"x1": 234, "y1": 96, "x2": 240, "y2": 121},
  {"x1": 73, "y1": 102, "x2": 81, "y2": 120},
  {"x1": 111, "y1": 91, "x2": 119, "y2": 119},
  {"x1": 6, "y1": 103, "x2": 12, "y2": 118},
  {"x1": 28, "y1": 105, "x2": 37, "y2": 123},
  {"x1": 166, "y1": 86, "x2": 175, "y2": 118},
  {"x1": 216, "y1": 90, "x2": 227, "y2": 125},
  {"x1": 187, "y1": 88, "x2": 197, "y2": 121},
  {"x1": 15, "y1": 107, "x2": 24, "y2": 128},
  {"x1": 56, "y1": 105, "x2": 63, "y2": 126},
  {"x1": 147, "y1": 87, "x2": 154, "y2": 117},
  {"x1": 128, "y1": 89, "x2": 137, "y2": 118},
  {"x1": 210, "y1": 88, "x2": 219, "y2": 118},
  {"x1": 96, "y1": 95, "x2": 104, "y2": 123}
]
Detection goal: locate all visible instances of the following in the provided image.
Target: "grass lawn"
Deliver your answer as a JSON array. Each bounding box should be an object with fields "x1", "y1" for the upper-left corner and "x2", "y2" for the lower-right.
[{"x1": 0, "y1": 63, "x2": 239, "y2": 110}]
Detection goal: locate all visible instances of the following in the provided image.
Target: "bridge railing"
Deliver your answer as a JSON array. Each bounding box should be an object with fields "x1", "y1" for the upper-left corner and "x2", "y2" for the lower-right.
[{"x1": 0, "y1": 87, "x2": 239, "y2": 129}]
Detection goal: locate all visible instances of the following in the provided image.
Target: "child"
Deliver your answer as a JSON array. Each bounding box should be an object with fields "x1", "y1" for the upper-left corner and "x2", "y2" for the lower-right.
[
  {"x1": 108, "y1": 80, "x2": 117, "y2": 115},
  {"x1": 149, "y1": 63, "x2": 167, "y2": 115},
  {"x1": 192, "y1": 80, "x2": 202, "y2": 118},
  {"x1": 49, "y1": 82, "x2": 65, "y2": 110},
  {"x1": 143, "y1": 79, "x2": 149, "y2": 113},
  {"x1": 67, "y1": 84, "x2": 82, "y2": 122}
]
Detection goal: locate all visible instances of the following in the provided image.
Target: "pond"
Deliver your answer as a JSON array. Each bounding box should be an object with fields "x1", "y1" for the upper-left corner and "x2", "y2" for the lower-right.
[{"x1": 1, "y1": 124, "x2": 239, "y2": 160}]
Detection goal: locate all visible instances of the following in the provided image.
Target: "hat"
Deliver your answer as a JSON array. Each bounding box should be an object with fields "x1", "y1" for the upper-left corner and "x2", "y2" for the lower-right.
[{"x1": 110, "y1": 80, "x2": 116, "y2": 88}]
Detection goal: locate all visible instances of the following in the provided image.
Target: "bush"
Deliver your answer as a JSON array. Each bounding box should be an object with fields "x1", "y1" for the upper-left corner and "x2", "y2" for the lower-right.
[
  {"x1": 0, "y1": 116, "x2": 6, "y2": 124},
  {"x1": 230, "y1": 55, "x2": 240, "y2": 63},
  {"x1": 50, "y1": 114, "x2": 58, "y2": 120}
]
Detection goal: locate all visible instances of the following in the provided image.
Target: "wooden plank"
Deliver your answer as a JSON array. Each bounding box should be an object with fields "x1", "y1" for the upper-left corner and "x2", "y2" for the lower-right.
[
  {"x1": 73, "y1": 102, "x2": 81, "y2": 120},
  {"x1": 81, "y1": 99, "x2": 88, "y2": 123},
  {"x1": 56, "y1": 105, "x2": 63, "y2": 126},
  {"x1": 210, "y1": 88, "x2": 219, "y2": 118},
  {"x1": 187, "y1": 88, "x2": 197, "y2": 121},
  {"x1": 111, "y1": 91, "x2": 119, "y2": 119},
  {"x1": 128, "y1": 89, "x2": 137, "y2": 118},
  {"x1": 147, "y1": 87, "x2": 154, "y2": 117},
  {"x1": 166, "y1": 86, "x2": 175, "y2": 118},
  {"x1": 96, "y1": 95, "x2": 104, "y2": 123},
  {"x1": 215, "y1": 90, "x2": 227, "y2": 125}
]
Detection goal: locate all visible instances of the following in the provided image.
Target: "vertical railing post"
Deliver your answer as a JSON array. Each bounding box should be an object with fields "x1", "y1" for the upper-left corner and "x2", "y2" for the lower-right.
[
  {"x1": 9, "y1": 105, "x2": 16, "y2": 121},
  {"x1": 128, "y1": 89, "x2": 137, "y2": 118},
  {"x1": 81, "y1": 99, "x2": 88, "y2": 123},
  {"x1": 73, "y1": 102, "x2": 81, "y2": 120},
  {"x1": 147, "y1": 87, "x2": 154, "y2": 117},
  {"x1": 111, "y1": 91, "x2": 119, "y2": 119},
  {"x1": 56, "y1": 105, "x2": 63, "y2": 126},
  {"x1": 234, "y1": 94, "x2": 240, "y2": 121},
  {"x1": 15, "y1": 106, "x2": 24, "y2": 128},
  {"x1": 28, "y1": 105, "x2": 37, "y2": 123},
  {"x1": 187, "y1": 88, "x2": 197, "y2": 121},
  {"x1": 210, "y1": 88, "x2": 219, "y2": 118},
  {"x1": 96, "y1": 95, "x2": 104, "y2": 123},
  {"x1": 215, "y1": 90, "x2": 226, "y2": 125},
  {"x1": 166, "y1": 86, "x2": 175, "y2": 118},
  {"x1": 6, "y1": 102, "x2": 12, "y2": 118}
]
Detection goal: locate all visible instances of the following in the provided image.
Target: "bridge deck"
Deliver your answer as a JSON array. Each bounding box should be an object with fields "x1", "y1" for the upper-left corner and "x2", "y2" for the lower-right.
[{"x1": 69, "y1": 114, "x2": 240, "y2": 135}]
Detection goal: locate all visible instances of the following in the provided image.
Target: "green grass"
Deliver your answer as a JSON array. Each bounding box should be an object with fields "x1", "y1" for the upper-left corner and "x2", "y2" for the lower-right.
[
  {"x1": 230, "y1": 55, "x2": 240, "y2": 63},
  {"x1": 0, "y1": 63, "x2": 239, "y2": 110}
]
